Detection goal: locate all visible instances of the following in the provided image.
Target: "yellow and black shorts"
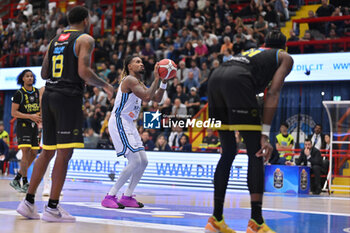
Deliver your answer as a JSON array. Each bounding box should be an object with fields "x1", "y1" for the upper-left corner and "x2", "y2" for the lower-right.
[
  {"x1": 41, "y1": 90, "x2": 84, "y2": 150},
  {"x1": 16, "y1": 121, "x2": 40, "y2": 150},
  {"x1": 208, "y1": 64, "x2": 262, "y2": 132}
]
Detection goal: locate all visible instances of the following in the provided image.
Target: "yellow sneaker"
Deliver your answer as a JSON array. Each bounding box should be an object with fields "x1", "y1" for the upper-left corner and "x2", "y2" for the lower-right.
[
  {"x1": 205, "y1": 216, "x2": 236, "y2": 233},
  {"x1": 246, "y1": 219, "x2": 276, "y2": 233}
]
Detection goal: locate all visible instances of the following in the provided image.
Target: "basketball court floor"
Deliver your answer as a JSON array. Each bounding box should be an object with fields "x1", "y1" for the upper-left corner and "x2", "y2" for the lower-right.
[{"x1": 0, "y1": 177, "x2": 349, "y2": 233}]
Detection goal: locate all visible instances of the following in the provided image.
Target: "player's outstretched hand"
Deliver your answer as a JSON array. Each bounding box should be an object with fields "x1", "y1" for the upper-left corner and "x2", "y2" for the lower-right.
[
  {"x1": 256, "y1": 135, "x2": 273, "y2": 162},
  {"x1": 153, "y1": 62, "x2": 160, "y2": 80},
  {"x1": 103, "y1": 83, "x2": 114, "y2": 101}
]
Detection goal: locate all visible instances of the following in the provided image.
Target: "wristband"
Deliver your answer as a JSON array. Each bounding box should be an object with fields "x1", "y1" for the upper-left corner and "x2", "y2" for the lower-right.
[
  {"x1": 160, "y1": 82, "x2": 167, "y2": 90},
  {"x1": 262, "y1": 124, "x2": 271, "y2": 137}
]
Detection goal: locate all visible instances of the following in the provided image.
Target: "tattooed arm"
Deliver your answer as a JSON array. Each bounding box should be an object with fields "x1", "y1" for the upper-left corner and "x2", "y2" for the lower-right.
[{"x1": 76, "y1": 34, "x2": 114, "y2": 99}]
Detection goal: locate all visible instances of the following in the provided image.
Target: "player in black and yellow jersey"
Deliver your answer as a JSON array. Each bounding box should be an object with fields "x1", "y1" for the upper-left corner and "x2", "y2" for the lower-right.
[
  {"x1": 205, "y1": 30, "x2": 294, "y2": 233},
  {"x1": 10, "y1": 69, "x2": 42, "y2": 193},
  {"x1": 16, "y1": 6, "x2": 114, "y2": 222}
]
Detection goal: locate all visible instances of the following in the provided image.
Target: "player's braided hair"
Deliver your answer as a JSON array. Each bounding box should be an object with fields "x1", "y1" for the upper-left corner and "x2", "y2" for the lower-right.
[
  {"x1": 120, "y1": 55, "x2": 140, "y2": 83},
  {"x1": 265, "y1": 29, "x2": 286, "y2": 49}
]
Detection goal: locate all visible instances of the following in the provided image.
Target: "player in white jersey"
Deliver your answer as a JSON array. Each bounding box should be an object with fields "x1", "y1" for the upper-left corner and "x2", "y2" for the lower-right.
[{"x1": 102, "y1": 55, "x2": 167, "y2": 208}]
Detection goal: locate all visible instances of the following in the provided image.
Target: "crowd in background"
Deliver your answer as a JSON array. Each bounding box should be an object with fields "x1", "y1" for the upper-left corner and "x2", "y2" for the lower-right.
[{"x1": 0, "y1": 0, "x2": 349, "y2": 152}]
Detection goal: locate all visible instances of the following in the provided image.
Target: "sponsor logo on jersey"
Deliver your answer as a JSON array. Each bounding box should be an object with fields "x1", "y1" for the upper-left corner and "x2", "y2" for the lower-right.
[{"x1": 58, "y1": 33, "x2": 71, "y2": 41}]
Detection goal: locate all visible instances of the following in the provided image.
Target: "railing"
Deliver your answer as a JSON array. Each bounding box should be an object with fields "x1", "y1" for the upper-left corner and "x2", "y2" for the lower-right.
[
  {"x1": 292, "y1": 15, "x2": 350, "y2": 33},
  {"x1": 189, "y1": 103, "x2": 208, "y2": 144},
  {"x1": 286, "y1": 38, "x2": 350, "y2": 53},
  {"x1": 0, "y1": 52, "x2": 45, "y2": 68}
]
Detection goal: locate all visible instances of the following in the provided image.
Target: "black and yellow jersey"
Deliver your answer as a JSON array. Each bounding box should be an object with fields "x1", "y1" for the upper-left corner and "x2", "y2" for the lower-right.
[
  {"x1": 46, "y1": 29, "x2": 86, "y2": 96},
  {"x1": 226, "y1": 48, "x2": 282, "y2": 93},
  {"x1": 12, "y1": 87, "x2": 40, "y2": 124}
]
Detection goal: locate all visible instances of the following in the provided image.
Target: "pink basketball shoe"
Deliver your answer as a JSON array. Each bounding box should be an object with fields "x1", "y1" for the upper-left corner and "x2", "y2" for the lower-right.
[
  {"x1": 119, "y1": 194, "x2": 144, "y2": 208},
  {"x1": 101, "y1": 194, "x2": 125, "y2": 209}
]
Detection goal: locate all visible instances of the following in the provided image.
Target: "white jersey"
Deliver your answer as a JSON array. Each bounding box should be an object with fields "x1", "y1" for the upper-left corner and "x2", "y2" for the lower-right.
[
  {"x1": 109, "y1": 77, "x2": 144, "y2": 156},
  {"x1": 111, "y1": 78, "x2": 141, "y2": 121}
]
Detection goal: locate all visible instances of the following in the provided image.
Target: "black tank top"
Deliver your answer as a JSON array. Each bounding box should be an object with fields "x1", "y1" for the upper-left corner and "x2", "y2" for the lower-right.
[
  {"x1": 46, "y1": 29, "x2": 86, "y2": 96},
  {"x1": 225, "y1": 48, "x2": 281, "y2": 93}
]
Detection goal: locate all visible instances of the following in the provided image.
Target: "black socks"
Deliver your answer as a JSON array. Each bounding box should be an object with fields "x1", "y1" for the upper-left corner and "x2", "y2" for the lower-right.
[
  {"x1": 25, "y1": 193, "x2": 35, "y2": 204},
  {"x1": 251, "y1": 201, "x2": 264, "y2": 225},
  {"x1": 48, "y1": 199, "x2": 59, "y2": 209}
]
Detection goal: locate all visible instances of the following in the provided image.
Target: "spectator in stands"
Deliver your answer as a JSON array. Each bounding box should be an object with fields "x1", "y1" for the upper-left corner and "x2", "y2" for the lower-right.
[
  {"x1": 220, "y1": 36, "x2": 233, "y2": 54},
  {"x1": 245, "y1": 27, "x2": 258, "y2": 49},
  {"x1": 178, "y1": 135, "x2": 192, "y2": 152},
  {"x1": 84, "y1": 128, "x2": 100, "y2": 149},
  {"x1": 203, "y1": 129, "x2": 220, "y2": 152},
  {"x1": 98, "y1": 63, "x2": 110, "y2": 82},
  {"x1": 274, "y1": 0, "x2": 289, "y2": 21},
  {"x1": 233, "y1": 35, "x2": 245, "y2": 55},
  {"x1": 308, "y1": 124, "x2": 326, "y2": 150},
  {"x1": 141, "y1": 131, "x2": 155, "y2": 151},
  {"x1": 265, "y1": 3, "x2": 280, "y2": 28},
  {"x1": 0, "y1": 138, "x2": 9, "y2": 175},
  {"x1": 39, "y1": 39, "x2": 49, "y2": 53},
  {"x1": 158, "y1": 4, "x2": 169, "y2": 23},
  {"x1": 181, "y1": 41, "x2": 195, "y2": 67},
  {"x1": 239, "y1": 0, "x2": 259, "y2": 17},
  {"x1": 183, "y1": 71, "x2": 200, "y2": 94},
  {"x1": 287, "y1": 29, "x2": 301, "y2": 54},
  {"x1": 295, "y1": 138, "x2": 323, "y2": 194},
  {"x1": 203, "y1": 30, "x2": 218, "y2": 48},
  {"x1": 107, "y1": 65, "x2": 118, "y2": 86},
  {"x1": 222, "y1": 25, "x2": 234, "y2": 42},
  {"x1": 301, "y1": 30, "x2": 315, "y2": 53},
  {"x1": 189, "y1": 59, "x2": 201, "y2": 82},
  {"x1": 222, "y1": 48, "x2": 233, "y2": 62},
  {"x1": 254, "y1": 14, "x2": 269, "y2": 44},
  {"x1": 168, "y1": 125, "x2": 184, "y2": 150},
  {"x1": 172, "y1": 2, "x2": 186, "y2": 28},
  {"x1": 307, "y1": 10, "x2": 322, "y2": 34},
  {"x1": 178, "y1": 0, "x2": 189, "y2": 10},
  {"x1": 154, "y1": 134, "x2": 172, "y2": 151},
  {"x1": 177, "y1": 61, "x2": 189, "y2": 83},
  {"x1": 186, "y1": 87, "x2": 200, "y2": 117},
  {"x1": 317, "y1": 0, "x2": 335, "y2": 17},
  {"x1": 324, "y1": 134, "x2": 330, "y2": 150},
  {"x1": 172, "y1": 98, "x2": 188, "y2": 118},
  {"x1": 213, "y1": 17, "x2": 224, "y2": 39},
  {"x1": 129, "y1": 15, "x2": 142, "y2": 32},
  {"x1": 92, "y1": 87, "x2": 108, "y2": 107},
  {"x1": 171, "y1": 84, "x2": 188, "y2": 104},
  {"x1": 194, "y1": 40, "x2": 208, "y2": 65},
  {"x1": 149, "y1": 23, "x2": 163, "y2": 49},
  {"x1": 276, "y1": 122, "x2": 294, "y2": 164},
  {"x1": 0, "y1": 121, "x2": 9, "y2": 146},
  {"x1": 127, "y1": 25, "x2": 142, "y2": 46}
]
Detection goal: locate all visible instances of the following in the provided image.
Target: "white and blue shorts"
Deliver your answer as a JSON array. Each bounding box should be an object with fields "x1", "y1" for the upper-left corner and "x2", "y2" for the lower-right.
[{"x1": 108, "y1": 114, "x2": 144, "y2": 157}]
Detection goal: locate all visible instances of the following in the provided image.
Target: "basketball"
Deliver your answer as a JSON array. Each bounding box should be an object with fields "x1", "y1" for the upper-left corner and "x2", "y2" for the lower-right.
[{"x1": 158, "y1": 59, "x2": 177, "y2": 80}]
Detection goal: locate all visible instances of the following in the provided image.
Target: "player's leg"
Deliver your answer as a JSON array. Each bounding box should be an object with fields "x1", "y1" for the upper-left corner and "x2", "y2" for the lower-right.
[
  {"x1": 205, "y1": 130, "x2": 237, "y2": 233},
  {"x1": 206, "y1": 68, "x2": 236, "y2": 233},
  {"x1": 124, "y1": 150, "x2": 148, "y2": 196},
  {"x1": 102, "y1": 151, "x2": 142, "y2": 208},
  {"x1": 16, "y1": 149, "x2": 56, "y2": 219},
  {"x1": 10, "y1": 147, "x2": 31, "y2": 192},
  {"x1": 119, "y1": 150, "x2": 147, "y2": 208},
  {"x1": 240, "y1": 130, "x2": 275, "y2": 233},
  {"x1": 19, "y1": 149, "x2": 38, "y2": 193}
]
